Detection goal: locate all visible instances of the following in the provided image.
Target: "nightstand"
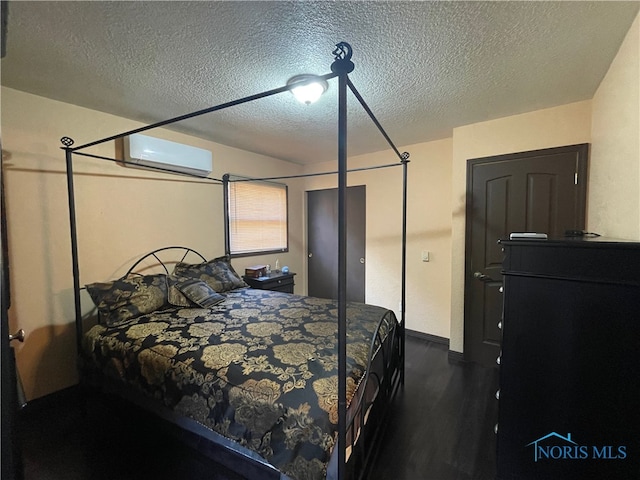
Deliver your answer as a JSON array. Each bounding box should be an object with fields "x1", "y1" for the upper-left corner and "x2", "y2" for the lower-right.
[{"x1": 242, "y1": 271, "x2": 296, "y2": 293}]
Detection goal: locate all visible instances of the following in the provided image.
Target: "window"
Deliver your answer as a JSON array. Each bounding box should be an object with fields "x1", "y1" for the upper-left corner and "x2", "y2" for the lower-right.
[{"x1": 224, "y1": 175, "x2": 288, "y2": 256}]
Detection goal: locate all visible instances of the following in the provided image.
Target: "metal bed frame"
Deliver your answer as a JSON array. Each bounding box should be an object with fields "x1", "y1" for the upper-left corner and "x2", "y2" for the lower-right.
[{"x1": 62, "y1": 42, "x2": 409, "y2": 480}]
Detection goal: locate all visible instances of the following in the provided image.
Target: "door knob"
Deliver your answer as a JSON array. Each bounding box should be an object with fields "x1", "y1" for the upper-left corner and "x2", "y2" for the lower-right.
[
  {"x1": 360, "y1": 258, "x2": 365, "y2": 264},
  {"x1": 474, "y1": 271, "x2": 501, "y2": 283},
  {"x1": 9, "y1": 329, "x2": 25, "y2": 343},
  {"x1": 474, "y1": 271, "x2": 490, "y2": 281},
  {"x1": 308, "y1": 253, "x2": 313, "y2": 258}
]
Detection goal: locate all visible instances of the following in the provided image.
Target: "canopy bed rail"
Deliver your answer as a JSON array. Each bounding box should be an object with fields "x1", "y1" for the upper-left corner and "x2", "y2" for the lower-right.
[
  {"x1": 69, "y1": 148, "x2": 226, "y2": 183},
  {"x1": 62, "y1": 70, "x2": 338, "y2": 154},
  {"x1": 62, "y1": 41, "x2": 408, "y2": 480}
]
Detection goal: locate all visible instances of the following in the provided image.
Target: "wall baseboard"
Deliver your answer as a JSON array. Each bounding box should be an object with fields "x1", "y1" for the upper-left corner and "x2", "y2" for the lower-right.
[
  {"x1": 447, "y1": 350, "x2": 466, "y2": 364},
  {"x1": 405, "y1": 329, "x2": 449, "y2": 346},
  {"x1": 20, "y1": 384, "x2": 81, "y2": 415},
  {"x1": 405, "y1": 329, "x2": 466, "y2": 363}
]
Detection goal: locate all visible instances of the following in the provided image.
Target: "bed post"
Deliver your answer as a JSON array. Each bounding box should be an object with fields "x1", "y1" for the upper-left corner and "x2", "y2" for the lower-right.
[
  {"x1": 61, "y1": 137, "x2": 83, "y2": 356},
  {"x1": 331, "y1": 41, "x2": 354, "y2": 480},
  {"x1": 401, "y1": 153, "x2": 409, "y2": 386},
  {"x1": 222, "y1": 174, "x2": 231, "y2": 256}
]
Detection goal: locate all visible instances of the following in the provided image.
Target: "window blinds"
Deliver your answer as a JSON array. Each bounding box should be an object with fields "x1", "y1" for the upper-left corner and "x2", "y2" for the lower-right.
[{"x1": 227, "y1": 179, "x2": 288, "y2": 255}]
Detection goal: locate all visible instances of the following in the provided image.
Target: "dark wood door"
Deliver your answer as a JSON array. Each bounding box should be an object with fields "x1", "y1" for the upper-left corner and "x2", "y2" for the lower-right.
[
  {"x1": 464, "y1": 144, "x2": 588, "y2": 367},
  {"x1": 1, "y1": 145, "x2": 23, "y2": 480},
  {"x1": 307, "y1": 186, "x2": 365, "y2": 302}
]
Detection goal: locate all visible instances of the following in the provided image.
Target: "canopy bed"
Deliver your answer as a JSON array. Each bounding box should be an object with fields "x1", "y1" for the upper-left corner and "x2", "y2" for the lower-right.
[{"x1": 61, "y1": 42, "x2": 409, "y2": 480}]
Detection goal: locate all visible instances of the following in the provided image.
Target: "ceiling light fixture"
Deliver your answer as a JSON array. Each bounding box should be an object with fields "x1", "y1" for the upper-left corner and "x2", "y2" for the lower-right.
[{"x1": 286, "y1": 74, "x2": 328, "y2": 105}]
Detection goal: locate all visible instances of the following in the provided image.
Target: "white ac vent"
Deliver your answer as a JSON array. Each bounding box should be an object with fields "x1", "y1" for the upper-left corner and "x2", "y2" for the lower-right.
[{"x1": 124, "y1": 134, "x2": 212, "y2": 177}]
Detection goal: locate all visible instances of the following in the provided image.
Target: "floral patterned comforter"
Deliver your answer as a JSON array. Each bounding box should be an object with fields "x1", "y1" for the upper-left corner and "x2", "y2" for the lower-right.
[{"x1": 81, "y1": 288, "x2": 397, "y2": 480}]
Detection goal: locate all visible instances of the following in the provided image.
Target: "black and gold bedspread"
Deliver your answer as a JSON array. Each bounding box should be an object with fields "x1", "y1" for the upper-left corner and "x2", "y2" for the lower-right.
[{"x1": 82, "y1": 288, "x2": 397, "y2": 480}]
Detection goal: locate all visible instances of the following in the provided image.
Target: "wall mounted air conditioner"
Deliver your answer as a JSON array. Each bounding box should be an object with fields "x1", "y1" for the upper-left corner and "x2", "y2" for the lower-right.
[{"x1": 124, "y1": 133, "x2": 212, "y2": 177}]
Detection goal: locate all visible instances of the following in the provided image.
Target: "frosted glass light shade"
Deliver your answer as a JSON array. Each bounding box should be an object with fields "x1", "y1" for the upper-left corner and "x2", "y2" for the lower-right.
[{"x1": 287, "y1": 75, "x2": 328, "y2": 105}]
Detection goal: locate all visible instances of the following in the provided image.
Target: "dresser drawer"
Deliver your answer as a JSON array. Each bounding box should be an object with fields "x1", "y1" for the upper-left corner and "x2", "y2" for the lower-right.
[{"x1": 243, "y1": 272, "x2": 295, "y2": 293}]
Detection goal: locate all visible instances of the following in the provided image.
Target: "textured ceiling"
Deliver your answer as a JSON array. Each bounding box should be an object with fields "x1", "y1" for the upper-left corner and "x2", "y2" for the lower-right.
[{"x1": 2, "y1": 1, "x2": 639, "y2": 165}]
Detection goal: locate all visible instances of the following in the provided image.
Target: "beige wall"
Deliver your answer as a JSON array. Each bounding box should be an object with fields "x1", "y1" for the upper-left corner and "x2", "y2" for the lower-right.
[
  {"x1": 448, "y1": 101, "x2": 593, "y2": 353},
  {"x1": 302, "y1": 139, "x2": 453, "y2": 338},
  {"x1": 589, "y1": 13, "x2": 640, "y2": 240},
  {"x1": 2, "y1": 87, "x2": 305, "y2": 400}
]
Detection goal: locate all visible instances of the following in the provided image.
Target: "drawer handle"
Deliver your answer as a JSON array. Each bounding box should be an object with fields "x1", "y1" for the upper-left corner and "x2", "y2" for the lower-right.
[
  {"x1": 495, "y1": 389, "x2": 500, "y2": 400},
  {"x1": 494, "y1": 423, "x2": 498, "y2": 434}
]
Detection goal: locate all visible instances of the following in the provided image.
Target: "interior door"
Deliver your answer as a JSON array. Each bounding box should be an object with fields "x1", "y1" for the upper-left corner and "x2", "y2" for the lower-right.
[
  {"x1": 464, "y1": 144, "x2": 588, "y2": 367},
  {"x1": 1, "y1": 143, "x2": 24, "y2": 480},
  {"x1": 307, "y1": 186, "x2": 365, "y2": 302}
]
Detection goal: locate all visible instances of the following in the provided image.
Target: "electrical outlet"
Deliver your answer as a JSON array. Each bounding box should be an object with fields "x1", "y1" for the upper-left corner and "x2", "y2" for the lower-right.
[{"x1": 421, "y1": 250, "x2": 430, "y2": 262}]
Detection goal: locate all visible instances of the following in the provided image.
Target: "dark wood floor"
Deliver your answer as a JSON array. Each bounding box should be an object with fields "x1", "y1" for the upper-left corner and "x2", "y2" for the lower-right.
[
  {"x1": 369, "y1": 337, "x2": 499, "y2": 480},
  {"x1": 17, "y1": 336, "x2": 499, "y2": 480}
]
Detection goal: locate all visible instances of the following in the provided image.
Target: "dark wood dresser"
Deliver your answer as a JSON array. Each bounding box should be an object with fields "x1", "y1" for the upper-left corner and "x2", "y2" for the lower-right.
[
  {"x1": 497, "y1": 238, "x2": 640, "y2": 480},
  {"x1": 242, "y1": 271, "x2": 296, "y2": 293}
]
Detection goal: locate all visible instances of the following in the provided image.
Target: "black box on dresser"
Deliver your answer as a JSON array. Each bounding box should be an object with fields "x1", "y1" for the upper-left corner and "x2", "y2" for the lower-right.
[{"x1": 496, "y1": 237, "x2": 640, "y2": 480}]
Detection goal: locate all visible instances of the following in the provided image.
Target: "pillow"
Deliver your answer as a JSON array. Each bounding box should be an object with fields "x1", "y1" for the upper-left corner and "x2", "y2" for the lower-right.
[
  {"x1": 85, "y1": 273, "x2": 169, "y2": 327},
  {"x1": 173, "y1": 255, "x2": 248, "y2": 293},
  {"x1": 175, "y1": 278, "x2": 225, "y2": 308},
  {"x1": 166, "y1": 275, "x2": 194, "y2": 307}
]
